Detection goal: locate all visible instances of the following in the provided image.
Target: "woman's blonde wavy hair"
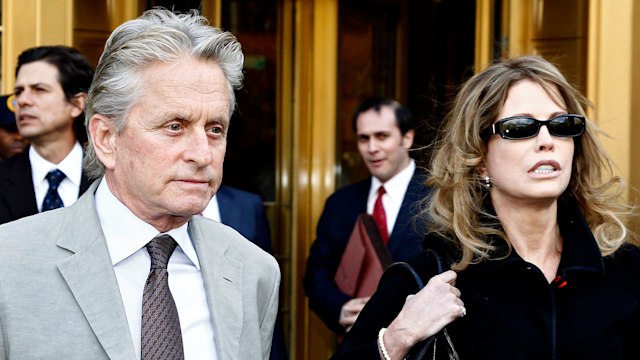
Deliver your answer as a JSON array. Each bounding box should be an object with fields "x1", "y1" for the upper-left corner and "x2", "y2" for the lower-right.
[{"x1": 422, "y1": 56, "x2": 637, "y2": 270}]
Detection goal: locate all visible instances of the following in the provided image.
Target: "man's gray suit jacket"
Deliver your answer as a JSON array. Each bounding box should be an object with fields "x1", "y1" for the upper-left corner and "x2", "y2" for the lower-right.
[{"x1": 0, "y1": 179, "x2": 281, "y2": 359}]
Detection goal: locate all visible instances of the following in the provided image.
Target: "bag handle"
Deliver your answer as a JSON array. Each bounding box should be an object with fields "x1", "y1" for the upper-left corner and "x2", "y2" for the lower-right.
[
  {"x1": 381, "y1": 249, "x2": 459, "y2": 360},
  {"x1": 381, "y1": 249, "x2": 442, "y2": 290}
]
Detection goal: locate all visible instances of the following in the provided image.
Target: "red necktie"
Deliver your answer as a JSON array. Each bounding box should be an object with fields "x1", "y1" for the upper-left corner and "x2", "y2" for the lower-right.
[{"x1": 373, "y1": 186, "x2": 389, "y2": 244}]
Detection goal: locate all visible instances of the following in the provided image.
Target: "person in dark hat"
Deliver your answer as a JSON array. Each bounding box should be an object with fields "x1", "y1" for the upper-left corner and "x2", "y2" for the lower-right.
[{"x1": 0, "y1": 94, "x2": 28, "y2": 161}]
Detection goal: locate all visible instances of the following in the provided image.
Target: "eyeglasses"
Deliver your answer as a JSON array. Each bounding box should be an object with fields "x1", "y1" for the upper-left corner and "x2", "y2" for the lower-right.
[{"x1": 486, "y1": 114, "x2": 586, "y2": 140}]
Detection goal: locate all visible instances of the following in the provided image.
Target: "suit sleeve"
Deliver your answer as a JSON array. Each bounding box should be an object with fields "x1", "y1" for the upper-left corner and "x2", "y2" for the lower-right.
[
  {"x1": 303, "y1": 195, "x2": 356, "y2": 335},
  {"x1": 260, "y1": 258, "x2": 281, "y2": 360},
  {"x1": 253, "y1": 200, "x2": 274, "y2": 254},
  {"x1": 0, "y1": 283, "x2": 6, "y2": 360},
  {"x1": 0, "y1": 323, "x2": 5, "y2": 360},
  {"x1": 248, "y1": 197, "x2": 288, "y2": 359}
]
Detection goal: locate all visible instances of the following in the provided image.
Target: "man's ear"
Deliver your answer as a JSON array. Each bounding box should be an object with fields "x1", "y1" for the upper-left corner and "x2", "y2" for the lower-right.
[
  {"x1": 69, "y1": 92, "x2": 88, "y2": 119},
  {"x1": 402, "y1": 129, "x2": 415, "y2": 149},
  {"x1": 88, "y1": 114, "x2": 117, "y2": 170}
]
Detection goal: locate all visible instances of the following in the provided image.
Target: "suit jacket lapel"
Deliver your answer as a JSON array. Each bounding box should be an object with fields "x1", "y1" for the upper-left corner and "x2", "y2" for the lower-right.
[
  {"x1": 1, "y1": 151, "x2": 39, "y2": 218},
  {"x1": 387, "y1": 171, "x2": 429, "y2": 255},
  {"x1": 79, "y1": 172, "x2": 93, "y2": 196},
  {"x1": 189, "y1": 219, "x2": 243, "y2": 359},
  {"x1": 56, "y1": 181, "x2": 136, "y2": 360}
]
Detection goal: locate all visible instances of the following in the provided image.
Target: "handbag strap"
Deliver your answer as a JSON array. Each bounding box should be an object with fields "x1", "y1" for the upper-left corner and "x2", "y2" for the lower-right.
[
  {"x1": 380, "y1": 249, "x2": 443, "y2": 291},
  {"x1": 380, "y1": 249, "x2": 459, "y2": 360}
]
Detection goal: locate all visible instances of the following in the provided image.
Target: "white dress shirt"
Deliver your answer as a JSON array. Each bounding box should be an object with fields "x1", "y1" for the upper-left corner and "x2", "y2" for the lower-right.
[
  {"x1": 95, "y1": 179, "x2": 218, "y2": 360},
  {"x1": 201, "y1": 194, "x2": 222, "y2": 222},
  {"x1": 30, "y1": 142, "x2": 83, "y2": 211},
  {"x1": 367, "y1": 159, "x2": 416, "y2": 237}
]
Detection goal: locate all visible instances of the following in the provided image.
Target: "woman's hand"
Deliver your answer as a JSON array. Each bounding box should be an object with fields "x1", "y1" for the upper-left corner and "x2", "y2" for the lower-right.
[
  {"x1": 381, "y1": 270, "x2": 464, "y2": 359},
  {"x1": 339, "y1": 296, "x2": 370, "y2": 332}
]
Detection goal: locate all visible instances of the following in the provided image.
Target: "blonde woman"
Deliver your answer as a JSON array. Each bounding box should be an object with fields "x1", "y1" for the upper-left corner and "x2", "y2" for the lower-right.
[{"x1": 333, "y1": 56, "x2": 640, "y2": 359}]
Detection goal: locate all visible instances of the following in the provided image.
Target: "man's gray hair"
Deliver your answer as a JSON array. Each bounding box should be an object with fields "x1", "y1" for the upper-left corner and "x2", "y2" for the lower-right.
[{"x1": 84, "y1": 8, "x2": 244, "y2": 178}]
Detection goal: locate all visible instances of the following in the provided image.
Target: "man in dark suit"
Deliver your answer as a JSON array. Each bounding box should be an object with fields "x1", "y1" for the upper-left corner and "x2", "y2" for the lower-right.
[
  {"x1": 304, "y1": 97, "x2": 430, "y2": 335},
  {"x1": 0, "y1": 46, "x2": 93, "y2": 224},
  {"x1": 204, "y1": 185, "x2": 288, "y2": 359}
]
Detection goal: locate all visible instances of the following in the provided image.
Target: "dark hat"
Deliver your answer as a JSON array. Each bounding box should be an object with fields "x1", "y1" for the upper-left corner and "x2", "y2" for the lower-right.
[{"x1": 0, "y1": 94, "x2": 16, "y2": 129}]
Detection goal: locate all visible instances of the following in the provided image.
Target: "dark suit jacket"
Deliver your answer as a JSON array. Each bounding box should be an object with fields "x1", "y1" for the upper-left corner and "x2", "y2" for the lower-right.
[
  {"x1": 0, "y1": 148, "x2": 92, "y2": 225},
  {"x1": 332, "y1": 201, "x2": 640, "y2": 360},
  {"x1": 216, "y1": 185, "x2": 288, "y2": 359},
  {"x1": 303, "y1": 170, "x2": 430, "y2": 334},
  {"x1": 217, "y1": 185, "x2": 273, "y2": 253}
]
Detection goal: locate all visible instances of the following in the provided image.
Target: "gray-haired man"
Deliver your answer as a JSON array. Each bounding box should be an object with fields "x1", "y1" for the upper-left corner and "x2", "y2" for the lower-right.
[{"x1": 0, "y1": 9, "x2": 280, "y2": 360}]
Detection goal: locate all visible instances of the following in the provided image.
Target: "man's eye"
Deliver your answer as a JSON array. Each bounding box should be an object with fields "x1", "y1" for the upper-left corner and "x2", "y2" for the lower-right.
[
  {"x1": 168, "y1": 123, "x2": 182, "y2": 131},
  {"x1": 209, "y1": 126, "x2": 223, "y2": 134}
]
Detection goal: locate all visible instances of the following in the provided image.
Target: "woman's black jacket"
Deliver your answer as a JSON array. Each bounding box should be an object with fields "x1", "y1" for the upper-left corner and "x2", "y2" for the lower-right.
[{"x1": 332, "y1": 200, "x2": 640, "y2": 359}]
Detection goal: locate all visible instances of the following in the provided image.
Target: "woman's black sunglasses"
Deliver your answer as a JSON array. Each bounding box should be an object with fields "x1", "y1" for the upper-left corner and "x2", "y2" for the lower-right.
[{"x1": 486, "y1": 114, "x2": 586, "y2": 140}]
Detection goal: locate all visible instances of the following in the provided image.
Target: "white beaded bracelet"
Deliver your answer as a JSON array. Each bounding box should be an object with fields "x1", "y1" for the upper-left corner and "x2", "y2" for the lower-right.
[{"x1": 377, "y1": 327, "x2": 391, "y2": 360}]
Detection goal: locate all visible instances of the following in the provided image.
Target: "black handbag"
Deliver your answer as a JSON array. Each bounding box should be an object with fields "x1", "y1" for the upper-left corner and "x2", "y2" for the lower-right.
[{"x1": 378, "y1": 249, "x2": 461, "y2": 360}]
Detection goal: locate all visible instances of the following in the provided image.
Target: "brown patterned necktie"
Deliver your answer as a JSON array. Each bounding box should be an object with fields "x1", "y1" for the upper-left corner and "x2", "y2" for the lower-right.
[{"x1": 141, "y1": 234, "x2": 184, "y2": 360}]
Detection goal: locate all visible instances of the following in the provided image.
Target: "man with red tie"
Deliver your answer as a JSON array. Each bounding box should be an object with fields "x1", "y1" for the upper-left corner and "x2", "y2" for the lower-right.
[{"x1": 304, "y1": 97, "x2": 431, "y2": 335}]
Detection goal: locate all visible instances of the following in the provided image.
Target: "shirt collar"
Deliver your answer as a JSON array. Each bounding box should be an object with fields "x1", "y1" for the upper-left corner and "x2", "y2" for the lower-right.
[
  {"x1": 95, "y1": 178, "x2": 201, "y2": 270},
  {"x1": 201, "y1": 194, "x2": 221, "y2": 222},
  {"x1": 30, "y1": 142, "x2": 83, "y2": 186},
  {"x1": 370, "y1": 159, "x2": 416, "y2": 203}
]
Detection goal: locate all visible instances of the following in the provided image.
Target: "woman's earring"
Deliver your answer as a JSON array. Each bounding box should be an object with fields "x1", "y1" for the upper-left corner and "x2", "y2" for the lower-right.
[{"x1": 483, "y1": 176, "x2": 492, "y2": 189}]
